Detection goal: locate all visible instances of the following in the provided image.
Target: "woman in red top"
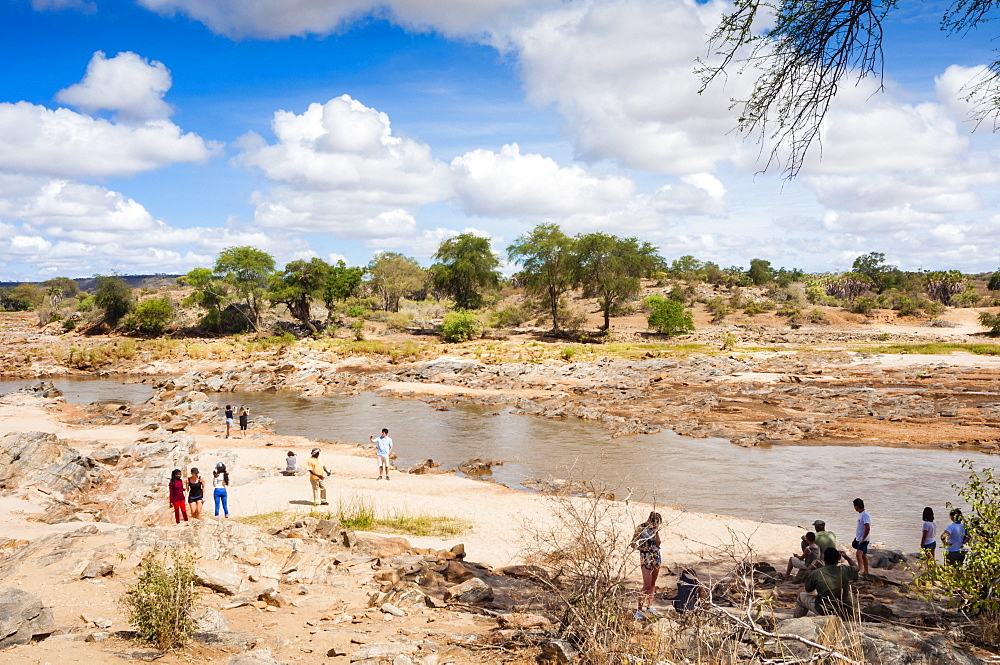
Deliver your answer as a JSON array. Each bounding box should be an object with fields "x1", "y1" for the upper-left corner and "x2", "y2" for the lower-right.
[{"x1": 169, "y1": 468, "x2": 188, "y2": 524}]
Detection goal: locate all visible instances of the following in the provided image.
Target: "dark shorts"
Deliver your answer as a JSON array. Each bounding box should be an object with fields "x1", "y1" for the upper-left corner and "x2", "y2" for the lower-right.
[
  {"x1": 921, "y1": 542, "x2": 936, "y2": 552},
  {"x1": 853, "y1": 539, "x2": 869, "y2": 554},
  {"x1": 188, "y1": 495, "x2": 203, "y2": 503},
  {"x1": 946, "y1": 550, "x2": 965, "y2": 565}
]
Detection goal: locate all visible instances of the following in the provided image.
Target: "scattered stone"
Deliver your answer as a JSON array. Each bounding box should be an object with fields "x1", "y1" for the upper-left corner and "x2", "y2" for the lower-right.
[
  {"x1": 84, "y1": 631, "x2": 110, "y2": 643},
  {"x1": 227, "y1": 647, "x2": 284, "y2": 665},
  {"x1": 380, "y1": 603, "x2": 406, "y2": 617},
  {"x1": 538, "y1": 638, "x2": 579, "y2": 664},
  {"x1": 194, "y1": 567, "x2": 243, "y2": 595},
  {"x1": 458, "y1": 458, "x2": 502, "y2": 476}
]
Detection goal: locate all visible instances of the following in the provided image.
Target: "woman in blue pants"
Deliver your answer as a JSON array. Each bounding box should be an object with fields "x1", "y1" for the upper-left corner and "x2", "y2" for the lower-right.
[{"x1": 213, "y1": 462, "x2": 230, "y2": 518}]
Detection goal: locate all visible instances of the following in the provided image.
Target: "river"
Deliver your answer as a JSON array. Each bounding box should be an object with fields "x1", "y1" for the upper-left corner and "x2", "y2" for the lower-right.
[{"x1": 1, "y1": 376, "x2": 992, "y2": 551}]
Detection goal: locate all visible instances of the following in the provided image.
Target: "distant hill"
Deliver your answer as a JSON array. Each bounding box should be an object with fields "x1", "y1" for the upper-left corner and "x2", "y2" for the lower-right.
[{"x1": 0, "y1": 275, "x2": 182, "y2": 292}]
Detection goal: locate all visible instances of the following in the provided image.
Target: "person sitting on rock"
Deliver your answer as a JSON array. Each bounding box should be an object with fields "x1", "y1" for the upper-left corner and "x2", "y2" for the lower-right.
[
  {"x1": 283, "y1": 451, "x2": 297, "y2": 476},
  {"x1": 783, "y1": 531, "x2": 821, "y2": 580},
  {"x1": 793, "y1": 547, "x2": 860, "y2": 620},
  {"x1": 812, "y1": 519, "x2": 855, "y2": 565}
]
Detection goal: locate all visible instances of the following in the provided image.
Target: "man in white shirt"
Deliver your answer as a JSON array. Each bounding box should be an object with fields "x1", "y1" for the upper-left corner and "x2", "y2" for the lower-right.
[
  {"x1": 853, "y1": 498, "x2": 871, "y2": 575},
  {"x1": 371, "y1": 428, "x2": 393, "y2": 481}
]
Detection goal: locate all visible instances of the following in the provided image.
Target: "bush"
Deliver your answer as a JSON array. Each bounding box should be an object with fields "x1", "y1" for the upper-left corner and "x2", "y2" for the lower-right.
[
  {"x1": 385, "y1": 311, "x2": 412, "y2": 331},
  {"x1": 851, "y1": 296, "x2": 877, "y2": 315},
  {"x1": 122, "y1": 549, "x2": 197, "y2": 650},
  {"x1": 744, "y1": 302, "x2": 764, "y2": 316},
  {"x1": 645, "y1": 295, "x2": 694, "y2": 336},
  {"x1": 439, "y1": 310, "x2": 480, "y2": 342},
  {"x1": 488, "y1": 302, "x2": 533, "y2": 328},
  {"x1": 62, "y1": 318, "x2": 76, "y2": 332},
  {"x1": 704, "y1": 297, "x2": 731, "y2": 323},
  {"x1": 124, "y1": 297, "x2": 173, "y2": 335},
  {"x1": 346, "y1": 304, "x2": 366, "y2": 318},
  {"x1": 980, "y1": 311, "x2": 1000, "y2": 336}
]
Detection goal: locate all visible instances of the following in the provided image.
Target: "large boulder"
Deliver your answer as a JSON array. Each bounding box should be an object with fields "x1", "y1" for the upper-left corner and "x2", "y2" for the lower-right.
[
  {"x1": 766, "y1": 616, "x2": 854, "y2": 660},
  {"x1": 860, "y1": 625, "x2": 980, "y2": 665},
  {"x1": 0, "y1": 588, "x2": 56, "y2": 648},
  {"x1": 443, "y1": 577, "x2": 493, "y2": 603}
]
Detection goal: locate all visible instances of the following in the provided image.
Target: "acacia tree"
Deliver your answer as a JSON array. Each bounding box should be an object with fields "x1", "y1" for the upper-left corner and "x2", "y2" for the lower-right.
[
  {"x1": 507, "y1": 223, "x2": 576, "y2": 334},
  {"x1": 180, "y1": 267, "x2": 228, "y2": 330},
  {"x1": 214, "y1": 246, "x2": 275, "y2": 331},
  {"x1": 700, "y1": 0, "x2": 1000, "y2": 176},
  {"x1": 268, "y1": 258, "x2": 330, "y2": 333},
  {"x1": 747, "y1": 258, "x2": 774, "y2": 286},
  {"x1": 573, "y1": 232, "x2": 663, "y2": 330},
  {"x1": 852, "y1": 252, "x2": 894, "y2": 292},
  {"x1": 94, "y1": 274, "x2": 134, "y2": 324},
  {"x1": 988, "y1": 269, "x2": 1000, "y2": 292},
  {"x1": 430, "y1": 233, "x2": 501, "y2": 310},
  {"x1": 322, "y1": 260, "x2": 364, "y2": 318},
  {"x1": 367, "y1": 252, "x2": 426, "y2": 312}
]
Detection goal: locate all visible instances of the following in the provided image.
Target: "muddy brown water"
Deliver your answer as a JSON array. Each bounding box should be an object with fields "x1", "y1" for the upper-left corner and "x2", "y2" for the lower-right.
[{"x1": 1, "y1": 377, "x2": 993, "y2": 552}]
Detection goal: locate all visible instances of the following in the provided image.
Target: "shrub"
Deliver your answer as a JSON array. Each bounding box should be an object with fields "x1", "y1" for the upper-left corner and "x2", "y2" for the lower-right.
[
  {"x1": 62, "y1": 318, "x2": 76, "y2": 332},
  {"x1": 346, "y1": 304, "x2": 366, "y2": 318},
  {"x1": 561, "y1": 346, "x2": 578, "y2": 362},
  {"x1": 851, "y1": 296, "x2": 877, "y2": 315},
  {"x1": 744, "y1": 302, "x2": 764, "y2": 316},
  {"x1": 645, "y1": 295, "x2": 695, "y2": 336},
  {"x1": 488, "y1": 302, "x2": 533, "y2": 328},
  {"x1": 122, "y1": 549, "x2": 197, "y2": 650},
  {"x1": 980, "y1": 311, "x2": 1000, "y2": 336},
  {"x1": 704, "y1": 297, "x2": 732, "y2": 323},
  {"x1": 351, "y1": 319, "x2": 365, "y2": 341},
  {"x1": 385, "y1": 311, "x2": 412, "y2": 331},
  {"x1": 953, "y1": 289, "x2": 982, "y2": 307},
  {"x1": 439, "y1": 309, "x2": 480, "y2": 342},
  {"x1": 124, "y1": 297, "x2": 173, "y2": 336}
]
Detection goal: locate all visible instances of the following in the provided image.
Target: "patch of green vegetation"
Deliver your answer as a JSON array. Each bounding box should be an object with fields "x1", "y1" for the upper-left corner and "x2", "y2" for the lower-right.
[
  {"x1": 311, "y1": 496, "x2": 471, "y2": 537},
  {"x1": 235, "y1": 510, "x2": 294, "y2": 529},
  {"x1": 863, "y1": 342, "x2": 1000, "y2": 356}
]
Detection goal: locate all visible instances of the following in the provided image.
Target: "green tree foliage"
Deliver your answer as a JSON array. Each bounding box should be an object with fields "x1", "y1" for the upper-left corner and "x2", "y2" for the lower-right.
[
  {"x1": 574, "y1": 232, "x2": 663, "y2": 330},
  {"x1": 645, "y1": 295, "x2": 695, "y2": 336},
  {"x1": 746, "y1": 258, "x2": 774, "y2": 285},
  {"x1": 988, "y1": 270, "x2": 1000, "y2": 292},
  {"x1": 439, "y1": 309, "x2": 481, "y2": 342},
  {"x1": 700, "y1": 0, "x2": 1000, "y2": 176},
  {"x1": 322, "y1": 260, "x2": 364, "y2": 313},
  {"x1": 667, "y1": 255, "x2": 706, "y2": 281},
  {"x1": 214, "y1": 246, "x2": 276, "y2": 331},
  {"x1": 42, "y1": 277, "x2": 80, "y2": 298},
  {"x1": 180, "y1": 267, "x2": 230, "y2": 332},
  {"x1": 367, "y1": 252, "x2": 426, "y2": 312},
  {"x1": 125, "y1": 297, "x2": 174, "y2": 336},
  {"x1": 507, "y1": 223, "x2": 576, "y2": 334},
  {"x1": 268, "y1": 258, "x2": 329, "y2": 333},
  {"x1": 123, "y1": 549, "x2": 197, "y2": 650},
  {"x1": 0, "y1": 284, "x2": 44, "y2": 311},
  {"x1": 851, "y1": 252, "x2": 894, "y2": 291},
  {"x1": 825, "y1": 272, "x2": 873, "y2": 302},
  {"x1": 916, "y1": 461, "x2": 1000, "y2": 645},
  {"x1": 431, "y1": 233, "x2": 501, "y2": 310},
  {"x1": 980, "y1": 311, "x2": 1000, "y2": 336},
  {"x1": 94, "y1": 274, "x2": 134, "y2": 324},
  {"x1": 925, "y1": 270, "x2": 968, "y2": 305}
]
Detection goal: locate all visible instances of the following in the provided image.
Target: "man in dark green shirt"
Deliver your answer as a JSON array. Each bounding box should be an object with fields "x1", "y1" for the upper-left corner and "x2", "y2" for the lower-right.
[{"x1": 793, "y1": 547, "x2": 860, "y2": 619}]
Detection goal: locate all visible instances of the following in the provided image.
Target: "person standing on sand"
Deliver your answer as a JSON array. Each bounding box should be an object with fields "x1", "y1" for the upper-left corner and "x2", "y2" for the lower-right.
[
  {"x1": 213, "y1": 462, "x2": 229, "y2": 518},
  {"x1": 920, "y1": 507, "x2": 937, "y2": 560},
  {"x1": 308, "y1": 448, "x2": 331, "y2": 506},
  {"x1": 631, "y1": 511, "x2": 662, "y2": 620},
  {"x1": 224, "y1": 405, "x2": 234, "y2": 439},
  {"x1": 371, "y1": 428, "x2": 393, "y2": 480},
  {"x1": 942, "y1": 509, "x2": 968, "y2": 565},
  {"x1": 853, "y1": 498, "x2": 871, "y2": 575},
  {"x1": 238, "y1": 406, "x2": 249, "y2": 438},
  {"x1": 169, "y1": 469, "x2": 188, "y2": 524},
  {"x1": 186, "y1": 467, "x2": 204, "y2": 519}
]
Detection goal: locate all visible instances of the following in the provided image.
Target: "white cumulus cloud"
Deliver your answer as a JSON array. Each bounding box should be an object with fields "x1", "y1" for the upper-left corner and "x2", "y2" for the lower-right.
[{"x1": 57, "y1": 51, "x2": 174, "y2": 122}]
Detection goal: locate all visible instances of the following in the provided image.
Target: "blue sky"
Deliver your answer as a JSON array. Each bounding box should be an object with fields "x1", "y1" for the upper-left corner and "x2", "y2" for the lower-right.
[{"x1": 1, "y1": 0, "x2": 999, "y2": 281}]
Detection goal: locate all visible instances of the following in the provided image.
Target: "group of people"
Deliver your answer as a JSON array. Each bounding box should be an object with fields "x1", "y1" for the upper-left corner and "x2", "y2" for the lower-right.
[
  {"x1": 167, "y1": 463, "x2": 231, "y2": 523},
  {"x1": 223, "y1": 404, "x2": 250, "y2": 439},
  {"x1": 630, "y1": 497, "x2": 972, "y2": 621}
]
